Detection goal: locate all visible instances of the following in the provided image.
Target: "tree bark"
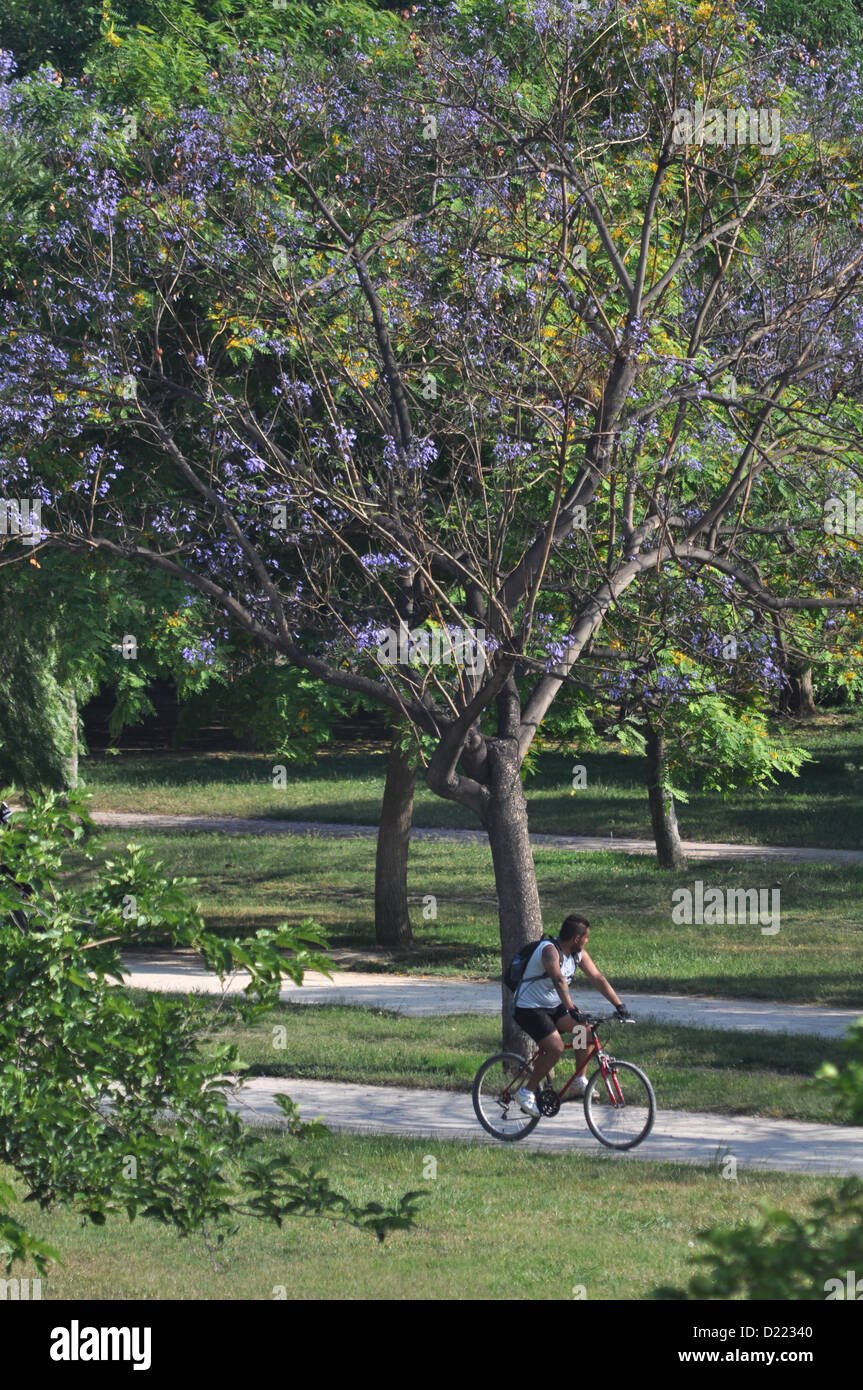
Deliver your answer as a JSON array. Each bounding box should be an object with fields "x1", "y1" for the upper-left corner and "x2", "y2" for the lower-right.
[
  {"x1": 63, "y1": 686, "x2": 79, "y2": 790},
  {"x1": 784, "y1": 663, "x2": 817, "y2": 719},
  {"x1": 374, "y1": 737, "x2": 416, "y2": 949},
  {"x1": 645, "y1": 724, "x2": 687, "y2": 870},
  {"x1": 483, "y1": 737, "x2": 545, "y2": 1056}
]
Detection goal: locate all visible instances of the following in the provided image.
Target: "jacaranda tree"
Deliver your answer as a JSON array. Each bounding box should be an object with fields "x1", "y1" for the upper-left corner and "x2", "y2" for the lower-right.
[{"x1": 1, "y1": 0, "x2": 862, "y2": 1045}]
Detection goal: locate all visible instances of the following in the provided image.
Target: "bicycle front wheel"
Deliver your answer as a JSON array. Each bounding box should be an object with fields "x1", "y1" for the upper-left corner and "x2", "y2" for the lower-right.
[
  {"x1": 472, "y1": 1051, "x2": 540, "y2": 1142},
  {"x1": 584, "y1": 1060, "x2": 655, "y2": 1149}
]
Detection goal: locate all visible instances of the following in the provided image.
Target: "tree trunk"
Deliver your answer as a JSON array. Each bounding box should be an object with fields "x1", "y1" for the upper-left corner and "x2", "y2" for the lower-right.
[
  {"x1": 63, "y1": 686, "x2": 79, "y2": 790},
  {"x1": 785, "y1": 663, "x2": 817, "y2": 719},
  {"x1": 374, "y1": 737, "x2": 416, "y2": 949},
  {"x1": 645, "y1": 724, "x2": 687, "y2": 870},
  {"x1": 483, "y1": 737, "x2": 545, "y2": 1056}
]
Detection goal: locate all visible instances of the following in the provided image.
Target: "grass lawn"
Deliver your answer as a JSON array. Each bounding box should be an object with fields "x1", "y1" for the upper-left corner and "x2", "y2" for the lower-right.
[
  {"x1": 93, "y1": 830, "x2": 863, "y2": 1004},
  {"x1": 0, "y1": 1134, "x2": 844, "y2": 1300},
  {"x1": 75, "y1": 711, "x2": 863, "y2": 849},
  {"x1": 181, "y1": 999, "x2": 851, "y2": 1126}
]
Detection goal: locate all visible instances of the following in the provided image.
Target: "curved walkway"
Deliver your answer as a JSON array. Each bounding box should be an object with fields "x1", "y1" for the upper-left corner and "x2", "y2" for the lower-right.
[
  {"x1": 120, "y1": 951, "x2": 862, "y2": 1038},
  {"x1": 232, "y1": 1076, "x2": 863, "y2": 1177},
  {"x1": 91, "y1": 810, "x2": 863, "y2": 865}
]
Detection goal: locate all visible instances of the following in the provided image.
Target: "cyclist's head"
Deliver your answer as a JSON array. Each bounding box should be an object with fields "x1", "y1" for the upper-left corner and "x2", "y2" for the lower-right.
[{"x1": 560, "y1": 914, "x2": 590, "y2": 947}]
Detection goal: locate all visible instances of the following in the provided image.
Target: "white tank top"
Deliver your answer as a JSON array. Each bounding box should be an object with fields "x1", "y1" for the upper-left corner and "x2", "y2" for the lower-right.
[{"x1": 516, "y1": 939, "x2": 581, "y2": 1010}]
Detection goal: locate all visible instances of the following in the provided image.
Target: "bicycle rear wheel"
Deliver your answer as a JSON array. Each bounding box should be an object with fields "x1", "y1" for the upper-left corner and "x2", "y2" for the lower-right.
[
  {"x1": 472, "y1": 1051, "x2": 541, "y2": 1141},
  {"x1": 584, "y1": 1060, "x2": 655, "y2": 1149}
]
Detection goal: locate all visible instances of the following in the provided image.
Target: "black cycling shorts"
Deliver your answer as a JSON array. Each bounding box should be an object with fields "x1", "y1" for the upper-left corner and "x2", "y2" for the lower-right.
[{"x1": 514, "y1": 1003, "x2": 569, "y2": 1044}]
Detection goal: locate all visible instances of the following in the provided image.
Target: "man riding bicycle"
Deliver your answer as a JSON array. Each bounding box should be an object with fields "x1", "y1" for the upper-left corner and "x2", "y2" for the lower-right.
[{"x1": 513, "y1": 913, "x2": 631, "y2": 1118}]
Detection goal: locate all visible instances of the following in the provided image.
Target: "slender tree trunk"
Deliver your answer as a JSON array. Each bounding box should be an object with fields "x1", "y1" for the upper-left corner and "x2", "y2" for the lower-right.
[
  {"x1": 63, "y1": 688, "x2": 79, "y2": 790},
  {"x1": 483, "y1": 738, "x2": 544, "y2": 1056},
  {"x1": 645, "y1": 724, "x2": 687, "y2": 870},
  {"x1": 374, "y1": 737, "x2": 416, "y2": 949}
]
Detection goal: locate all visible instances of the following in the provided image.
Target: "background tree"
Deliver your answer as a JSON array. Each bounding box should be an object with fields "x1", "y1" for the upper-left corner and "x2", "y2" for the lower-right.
[
  {"x1": 758, "y1": 0, "x2": 863, "y2": 55},
  {"x1": 0, "y1": 0, "x2": 405, "y2": 81},
  {"x1": 0, "y1": 576, "x2": 88, "y2": 791},
  {"x1": 524, "y1": 562, "x2": 817, "y2": 866}
]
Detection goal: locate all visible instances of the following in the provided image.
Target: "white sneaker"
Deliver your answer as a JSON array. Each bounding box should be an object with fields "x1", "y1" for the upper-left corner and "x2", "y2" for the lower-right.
[
  {"x1": 562, "y1": 1076, "x2": 589, "y2": 1101},
  {"x1": 516, "y1": 1087, "x2": 540, "y2": 1117}
]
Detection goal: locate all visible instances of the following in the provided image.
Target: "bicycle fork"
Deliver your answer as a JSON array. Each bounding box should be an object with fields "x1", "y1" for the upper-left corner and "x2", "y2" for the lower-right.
[{"x1": 597, "y1": 1058, "x2": 626, "y2": 1105}]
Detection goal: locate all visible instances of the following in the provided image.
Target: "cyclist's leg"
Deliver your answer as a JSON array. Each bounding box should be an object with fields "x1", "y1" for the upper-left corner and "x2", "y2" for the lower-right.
[
  {"x1": 528, "y1": 1033, "x2": 563, "y2": 1090},
  {"x1": 514, "y1": 1007, "x2": 564, "y2": 1090},
  {"x1": 526, "y1": 1033, "x2": 564, "y2": 1091},
  {"x1": 558, "y1": 1012, "x2": 596, "y2": 1078}
]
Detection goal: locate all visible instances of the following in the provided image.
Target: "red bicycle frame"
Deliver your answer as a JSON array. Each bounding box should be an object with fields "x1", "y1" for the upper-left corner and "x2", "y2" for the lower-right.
[{"x1": 506, "y1": 1021, "x2": 625, "y2": 1106}]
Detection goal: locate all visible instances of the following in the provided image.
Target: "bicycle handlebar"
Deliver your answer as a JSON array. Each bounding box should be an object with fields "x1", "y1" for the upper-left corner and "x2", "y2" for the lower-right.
[{"x1": 580, "y1": 1013, "x2": 634, "y2": 1027}]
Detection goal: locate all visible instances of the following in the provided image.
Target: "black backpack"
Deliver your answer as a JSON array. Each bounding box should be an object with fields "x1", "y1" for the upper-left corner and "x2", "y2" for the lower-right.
[{"x1": 505, "y1": 937, "x2": 562, "y2": 1000}]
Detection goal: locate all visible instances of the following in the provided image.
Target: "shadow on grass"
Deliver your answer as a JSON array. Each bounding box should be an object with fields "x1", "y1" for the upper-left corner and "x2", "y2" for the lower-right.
[{"x1": 84, "y1": 753, "x2": 277, "y2": 785}]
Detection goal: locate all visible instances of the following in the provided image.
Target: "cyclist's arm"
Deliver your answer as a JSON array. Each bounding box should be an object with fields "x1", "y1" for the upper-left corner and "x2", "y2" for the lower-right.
[
  {"x1": 542, "y1": 944, "x2": 576, "y2": 1011},
  {"x1": 577, "y1": 948, "x2": 622, "y2": 1008}
]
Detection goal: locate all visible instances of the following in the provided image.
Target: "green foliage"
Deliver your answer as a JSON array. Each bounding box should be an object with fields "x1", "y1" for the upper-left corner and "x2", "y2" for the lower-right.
[
  {"x1": 523, "y1": 700, "x2": 603, "y2": 779},
  {"x1": 0, "y1": 558, "x2": 233, "y2": 785},
  {"x1": 82, "y1": 0, "x2": 405, "y2": 112},
  {"x1": 223, "y1": 665, "x2": 348, "y2": 761},
  {"x1": 394, "y1": 717, "x2": 445, "y2": 771},
  {"x1": 534, "y1": 679, "x2": 811, "y2": 806},
  {"x1": 816, "y1": 1020, "x2": 863, "y2": 1124},
  {"x1": 663, "y1": 695, "x2": 813, "y2": 796},
  {"x1": 0, "y1": 0, "x2": 404, "y2": 118},
  {"x1": 0, "y1": 0, "x2": 273, "y2": 81},
  {"x1": 0, "y1": 1180, "x2": 62, "y2": 1275},
  {"x1": 0, "y1": 0, "x2": 109, "y2": 76},
  {"x1": 759, "y1": 0, "x2": 863, "y2": 52},
  {"x1": 652, "y1": 1179, "x2": 863, "y2": 1300},
  {"x1": 0, "y1": 580, "x2": 92, "y2": 791},
  {"x1": 7, "y1": 559, "x2": 361, "y2": 762},
  {"x1": 0, "y1": 125, "x2": 53, "y2": 271},
  {"x1": 0, "y1": 554, "x2": 362, "y2": 768},
  {"x1": 0, "y1": 555, "x2": 349, "y2": 768},
  {"x1": 174, "y1": 660, "x2": 357, "y2": 761},
  {"x1": 0, "y1": 792, "x2": 421, "y2": 1271},
  {"x1": 653, "y1": 1020, "x2": 863, "y2": 1299}
]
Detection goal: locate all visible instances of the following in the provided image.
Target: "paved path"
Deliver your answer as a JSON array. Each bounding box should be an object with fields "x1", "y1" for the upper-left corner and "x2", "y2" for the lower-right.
[
  {"x1": 230, "y1": 1076, "x2": 863, "y2": 1177},
  {"x1": 90, "y1": 810, "x2": 863, "y2": 865},
  {"x1": 121, "y1": 951, "x2": 862, "y2": 1038}
]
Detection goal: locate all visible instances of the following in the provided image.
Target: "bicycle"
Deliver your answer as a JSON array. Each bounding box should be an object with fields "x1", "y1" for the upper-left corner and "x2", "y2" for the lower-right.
[{"x1": 471, "y1": 1013, "x2": 656, "y2": 1149}]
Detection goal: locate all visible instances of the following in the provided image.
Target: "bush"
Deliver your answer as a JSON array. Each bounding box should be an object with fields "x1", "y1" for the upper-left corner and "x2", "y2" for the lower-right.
[
  {"x1": 0, "y1": 792, "x2": 420, "y2": 1271},
  {"x1": 653, "y1": 1019, "x2": 863, "y2": 1299}
]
